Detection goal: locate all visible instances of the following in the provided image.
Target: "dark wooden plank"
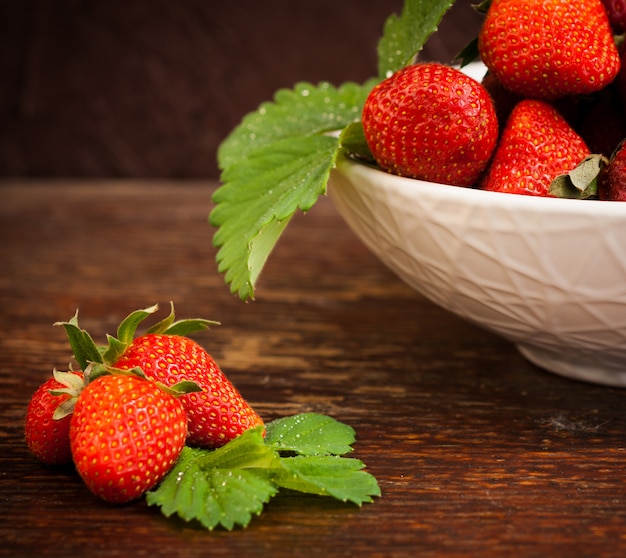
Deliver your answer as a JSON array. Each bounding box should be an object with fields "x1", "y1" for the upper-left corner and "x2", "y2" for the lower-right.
[{"x1": 1, "y1": 181, "x2": 625, "y2": 557}]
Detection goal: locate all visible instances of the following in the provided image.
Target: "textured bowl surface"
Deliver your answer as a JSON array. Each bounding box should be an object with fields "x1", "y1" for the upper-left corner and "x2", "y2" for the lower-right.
[{"x1": 328, "y1": 154, "x2": 626, "y2": 387}]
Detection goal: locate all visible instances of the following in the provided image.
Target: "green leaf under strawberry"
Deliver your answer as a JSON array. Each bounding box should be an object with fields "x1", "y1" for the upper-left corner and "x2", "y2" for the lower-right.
[
  {"x1": 27, "y1": 306, "x2": 381, "y2": 527},
  {"x1": 147, "y1": 413, "x2": 380, "y2": 530}
]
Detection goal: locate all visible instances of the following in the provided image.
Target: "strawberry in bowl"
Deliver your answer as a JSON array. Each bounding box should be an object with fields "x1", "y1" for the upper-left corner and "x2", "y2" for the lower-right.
[{"x1": 211, "y1": 0, "x2": 626, "y2": 386}]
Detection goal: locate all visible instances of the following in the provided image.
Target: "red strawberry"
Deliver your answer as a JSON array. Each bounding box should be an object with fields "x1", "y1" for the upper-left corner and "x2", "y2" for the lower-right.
[
  {"x1": 24, "y1": 370, "x2": 84, "y2": 465},
  {"x1": 480, "y1": 99, "x2": 590, "y2": 196},
  {"x1": 601, "y1": 0, "x2": 626, "y2": 33},
  {"x1": 56, "y1": 303, "x2": 264, "y2": 450},
  {"x1": 478, "y1": 0, "x2": 620, "y2": 100},
  {"x1": 70, "y1": 373, "x2": 187, "y2": 504},
  {"x1": 362, "y1": 62, "x2": 498, "y2": 187},
  {"x1": 113, "y1": 333, "x2": 264, "y2": 448},
  {"x1": 598, "y1": 139, "x2": 626, "y2": 200}
]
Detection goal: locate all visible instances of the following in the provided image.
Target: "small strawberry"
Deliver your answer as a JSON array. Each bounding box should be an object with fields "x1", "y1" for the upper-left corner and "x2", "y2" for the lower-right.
[
  {"x1": 478, "y1": 0, "x2": 620, "y2": 100},
  {"x1": 480, "y1": 99, "x2": 590, "y2": 196},
  {"x1": 361, "y1": 62, "x2": 498, "y2": 187},
  {"x1": 24, "y1": 369, "x2": 84, "y2": 465},
  {"x1": 56, "y1": 303, "x2": 264, "y2": 449},
  {"x1": 70, "y1": 372, "x2": 188, "y2": 504},
  {"x1": 598, "y1": 139, "x2": 626, "y2": 200}
]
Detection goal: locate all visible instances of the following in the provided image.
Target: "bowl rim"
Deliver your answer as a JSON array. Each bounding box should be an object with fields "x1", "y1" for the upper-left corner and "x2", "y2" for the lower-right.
[{"x1": 336, "y1": 153, "x2": 626, "y2": 217}]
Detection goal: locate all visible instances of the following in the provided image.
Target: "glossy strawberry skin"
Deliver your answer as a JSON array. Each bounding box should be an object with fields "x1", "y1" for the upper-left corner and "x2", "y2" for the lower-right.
[
  {"x1": 362, "y1": 62, "x2": 498, "y2": 187},
  {"x1": 113, "y1": 333, "x2": 264, "y2": 449},
  {"x1": 478, "y1": 0, "x2": 620, "y2": 100},
  {"x1": 480, "y1": 99, "x2": 590, "y2": 196},
  {"x1": 25, "y1": 373, "x2": 83, "y2": 465},
  {"x1": 70, "y1": 374, "x2": 187, "y2": 504}
]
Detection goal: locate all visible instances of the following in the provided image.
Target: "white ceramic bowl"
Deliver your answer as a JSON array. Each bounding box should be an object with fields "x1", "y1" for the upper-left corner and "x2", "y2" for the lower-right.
[{"x1": 328, "y1": 153, "x2": 626, "y2": 387}]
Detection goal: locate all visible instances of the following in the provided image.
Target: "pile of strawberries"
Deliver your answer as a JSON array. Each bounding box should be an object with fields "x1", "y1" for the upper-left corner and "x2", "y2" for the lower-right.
[
  {"x1": 24, "y1": 304, "x2": 263, "y2": 504},
  {"x1": 362, "y1": 0, "x2": 626, "y2": 200}
]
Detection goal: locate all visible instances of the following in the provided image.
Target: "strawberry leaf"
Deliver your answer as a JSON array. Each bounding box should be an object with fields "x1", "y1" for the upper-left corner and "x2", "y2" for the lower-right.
[
  {"x1": 376, "y1": 0, "x2": 456, "y2": 79},
  {"x1": 549, "y1": 154, "x2": 606, "y2": 199},
  {"x1": 102, "y1": 334, "x2": 127, "y2": 364},
  {"x1": 146, "y1": 446, "x2": 278, "y2": 531},
  {"x1": 115, "y1": 304, "x2": 159, "y2": 344},
  {"x1": 338, "y1": 122, "x2": 375, "y2": 163},
  {"x1": 211, "y1": 81, "x2": 374, "y2": 300},
  {"x1": 210, "y1": 0, "x2": 457, "y2": 300},
  {"x1": 273, "y1": 455, "x2": 381, "y2": 505},
  {"x1": 194, "y1": 426, "x2": 282, "y2": 470},
  {"x1": 147, "y1": 415, "x2": 380, "y2": 530},
  {"x1": 54, "y1": 311, "x2": 103, "y2": 370},
  {"x1": 98, "y1": 303, "x2": 217, "y2": 363},
  {"x1": 265, "y1": 412, "x2": 356, "y2": 456},
  {"x1": 145, "y1": 301, "x2": 218, "y2": 336},
  {"x1": 49, "y1": 369, "x2": 85, "y2": 420}
]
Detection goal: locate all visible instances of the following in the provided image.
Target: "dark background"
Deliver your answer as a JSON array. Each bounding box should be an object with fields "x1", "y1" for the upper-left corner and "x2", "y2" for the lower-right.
[{"x1": 0, "y1": 0, "x2": 483, "y2": 179}]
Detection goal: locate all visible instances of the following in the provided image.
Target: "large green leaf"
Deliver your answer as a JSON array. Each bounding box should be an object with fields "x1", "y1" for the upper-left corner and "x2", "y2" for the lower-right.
[
  {"x1": 210, "y1": 81, "x2": 374, "y2": 300},
  {"x1": 146, "y1": 446, "x2": 278, "y2": 531},
  {"x1": 274, "y1": 455, "x2": 381, "y2": 505},
  {"x1": 210, "y1": 0, "x2": 458, "y2": 301},
  {"x1": 147, "y1": 415, "x2": 380, "y2": 530},
  {"x1": 265, "y1": 412, "x2": 356, "y2": 456}
]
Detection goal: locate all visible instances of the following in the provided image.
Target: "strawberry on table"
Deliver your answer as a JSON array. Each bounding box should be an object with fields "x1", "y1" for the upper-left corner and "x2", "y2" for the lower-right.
[
  {"x1": 480, "y1": 99, "x2": 590, "y2": 196},
  {"x1": 24, "y1": 370, "x2": 84, "y2": 465},
  {"x1": 70, "y1": 372, "x2": 188, "y2": 504},
  {"x1": 56, "y1": 302, "x2": 264, "y2": 450},
  {"x1": 478, "y1": 0, "x2": 620, "y2": 100},
  {"x1": 112, "y1": 333, "x2": 264, "y2": 448},
  {"x1": 362, "y1": 62, "x2": 498, "y2": 187}
]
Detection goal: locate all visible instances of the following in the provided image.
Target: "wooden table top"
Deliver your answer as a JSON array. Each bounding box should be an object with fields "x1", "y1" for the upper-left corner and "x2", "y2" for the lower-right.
[{"x1": 1, "y1": 180, "x2": 625, "y2": 557}]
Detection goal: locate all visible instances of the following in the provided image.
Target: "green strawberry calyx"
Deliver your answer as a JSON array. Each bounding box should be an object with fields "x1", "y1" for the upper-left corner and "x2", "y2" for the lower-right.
[
  {"x1": 48, "y1": 359, "x2": 202, "y2": 422},
  {"x1": 85, "y1": 362, "x2": 203, "y2": 397},
  {"x1": 54, "y1": 301, "x2": 218, "y2": 371},
  {"x1": 50, "y1": 302, "x2": 210, "y2": 417},
  {"x1": 49, "y1": 368, "x2": 86, "y2": 420},
  {"x1": 549, "y1": 154, "x2": 608, "y2": 199}
]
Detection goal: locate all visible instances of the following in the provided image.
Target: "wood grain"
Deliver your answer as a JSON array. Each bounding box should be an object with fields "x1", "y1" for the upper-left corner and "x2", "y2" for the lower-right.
[{"x1": 1, "y1": 181, "x2": 625, "y2": 557}]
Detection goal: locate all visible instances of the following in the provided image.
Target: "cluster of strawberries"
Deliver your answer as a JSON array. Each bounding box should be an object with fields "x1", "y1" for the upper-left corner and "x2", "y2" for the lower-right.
[
  {"x1": 362, "y1": 0, "x2": 626, "y2": 200},
  {"x1": 24, "y1": 304, "x2": 263, "y2": 504}
]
